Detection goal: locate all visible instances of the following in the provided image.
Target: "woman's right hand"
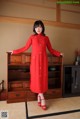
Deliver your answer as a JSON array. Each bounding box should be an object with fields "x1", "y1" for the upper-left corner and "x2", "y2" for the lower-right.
[
  {"x1": 60, "y1": 53, "x2": 64, "y2": 57},
  {"x1": 8, "y1": 51, "x2": 13, "y2": 55}
]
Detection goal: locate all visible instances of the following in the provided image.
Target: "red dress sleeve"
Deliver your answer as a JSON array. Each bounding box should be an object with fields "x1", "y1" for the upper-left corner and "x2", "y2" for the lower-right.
[
  {"x1": 46, "y1": 36, "x2": 61, "y2": 57},
  {"x1": 13, "y1": 35, "x2": 32, "y2": 54}
]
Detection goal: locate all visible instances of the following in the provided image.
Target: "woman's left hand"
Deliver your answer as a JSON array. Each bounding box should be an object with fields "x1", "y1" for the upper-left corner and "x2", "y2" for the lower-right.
[{"x1": 60, "y1": 53, "x2": 64, "y2": 57}]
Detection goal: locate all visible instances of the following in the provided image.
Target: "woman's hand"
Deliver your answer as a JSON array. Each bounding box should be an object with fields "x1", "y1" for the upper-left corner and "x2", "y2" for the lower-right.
[
  {"x1": 60, "y1": 53, "x2": 64, "y2": 57},
  {"x1": 8, "y1": 51, "x2": 13, "y2": 55}
]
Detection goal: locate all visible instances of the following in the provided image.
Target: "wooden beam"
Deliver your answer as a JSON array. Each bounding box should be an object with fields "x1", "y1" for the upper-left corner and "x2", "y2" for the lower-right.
[
  {"x1": 56, "y1": 4, "x2": 61, "y2": 22},
  {"x1": 0, "y1": 16, "x2": 35, "y2": 24},
  {"x1": 47, "y1": 0, "x2": 57, "y2": 2},
  {"x1": 61, "y1": 8, "x2": 80, "y2": 14},
  {"x1": 1, "y1": 0, "x2": 56, "y2": 10},
  {"x1": 0, "y1": 16, "x2": 80, "y2": 30}
]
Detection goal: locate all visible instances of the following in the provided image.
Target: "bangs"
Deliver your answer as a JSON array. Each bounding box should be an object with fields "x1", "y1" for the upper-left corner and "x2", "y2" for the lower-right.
[{"x1": 34, "y1": 24, "x2": 41, "y2": 28}]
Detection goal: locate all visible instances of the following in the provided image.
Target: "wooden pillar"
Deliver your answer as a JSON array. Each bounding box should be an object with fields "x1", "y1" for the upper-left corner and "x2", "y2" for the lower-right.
[{"x1": 56, "y1": 4, "x2": 61, "y2": 22}]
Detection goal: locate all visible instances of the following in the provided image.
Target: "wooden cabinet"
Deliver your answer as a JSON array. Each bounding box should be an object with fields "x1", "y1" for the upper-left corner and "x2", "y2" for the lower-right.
[
  {"x1": 7, "y1": 52, "x2": 63, "y2": 103},
  {"x1": 63, "y1": 65, "x2": 80, "y2": 97}
]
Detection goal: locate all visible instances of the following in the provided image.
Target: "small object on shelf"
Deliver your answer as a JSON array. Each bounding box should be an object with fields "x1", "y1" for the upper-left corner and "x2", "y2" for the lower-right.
[
  {"x1": 49, "y1": 67, "x2": 56, "y2": 71},
  {"x1": 75, "y1": 61, "x2": 78, "y2": 65},
  {"x1": 74, "y1": 49, "x2": 80, "y2": 65}
]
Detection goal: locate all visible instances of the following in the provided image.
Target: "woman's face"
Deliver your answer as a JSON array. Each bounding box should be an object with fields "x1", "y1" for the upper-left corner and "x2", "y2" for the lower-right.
[{"x1": 35, "y1": 25, "x2": 42, "y2": 34}]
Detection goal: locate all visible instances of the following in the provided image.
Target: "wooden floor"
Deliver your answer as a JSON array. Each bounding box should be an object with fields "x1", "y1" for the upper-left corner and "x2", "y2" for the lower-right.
[{"x1": 0, "y1": 97, "x2": 80, "y2": 119}]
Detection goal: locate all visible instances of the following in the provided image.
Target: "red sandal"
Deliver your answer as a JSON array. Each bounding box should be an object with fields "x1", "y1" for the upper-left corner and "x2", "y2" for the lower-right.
[{"x1": 41, "y1": 99, "x2": 47, "y2": 110}]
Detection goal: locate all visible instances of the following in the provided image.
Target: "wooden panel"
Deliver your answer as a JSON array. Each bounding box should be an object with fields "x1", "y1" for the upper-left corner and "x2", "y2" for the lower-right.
[
  {"x1": 61, "y1": 11, "x2": 80, "y2": 24},
  {"x1": 8, "y1": 91, "x2": 26, "y2": 99},
  {"x1": 8, "y1": 70, "x2": 30, "y2": 80},
  {"x1": 9, "y1": 81, "x2": 30, "y2": 90},
  {"x1": 9, "y1": 82, "x2": 23, "y2": 89},
  {"x1": 27, "y1": 90, "x2": 37, "y2": 101},
  {"x1": 10, "y1": 55, "x2": 22, "y2": 64},
  {"x1": 52, "y1": 56, "x2": 62, "y2": 64},
  {"x1": 0, "y1": 1, "x2": 56, "y2": 21},
  {"x1": 56, "y1": 4, "x2": 61, "y2": 22},
  {"x1": 45, "y1": 89, "x2": 62, "y2": 99},
  {"x1": 25, "y1": 55, "x2": 31, "y2": 63},
  {"x1": 48, "y1": 56, "x2": 52, "y2": 63},
  {"x1": 23, "y1": 81, "x2": 30, "y2": 88}
]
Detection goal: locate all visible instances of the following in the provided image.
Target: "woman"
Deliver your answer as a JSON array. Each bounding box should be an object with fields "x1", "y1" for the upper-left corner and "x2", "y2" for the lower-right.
[{"x1": 10, "y1": 20, "x2": 62, "y2": 110}]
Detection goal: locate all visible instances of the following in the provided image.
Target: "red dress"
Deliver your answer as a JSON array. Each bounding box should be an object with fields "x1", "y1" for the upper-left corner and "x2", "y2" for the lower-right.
[{"x1": 13, "y1": 34, "x2": 61, "y2": 93}]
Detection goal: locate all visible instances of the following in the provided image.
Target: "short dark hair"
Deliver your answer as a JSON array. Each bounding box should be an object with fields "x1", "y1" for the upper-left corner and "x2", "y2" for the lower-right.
[{"x1": 33, "y1": 20, "x2": 45, "y2": 35}]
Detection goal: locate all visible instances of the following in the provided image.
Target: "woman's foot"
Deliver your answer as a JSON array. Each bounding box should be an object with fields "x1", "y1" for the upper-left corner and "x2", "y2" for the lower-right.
[
  {"x1": 41, "y1": 99, "x2": 47, "y2": 110},
  {"x1": 38, "y1": 93, "x2": 47, "y2": 110}
]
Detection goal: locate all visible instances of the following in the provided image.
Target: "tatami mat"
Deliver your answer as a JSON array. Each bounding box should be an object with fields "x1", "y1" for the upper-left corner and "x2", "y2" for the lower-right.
[
  {"x1": 27, "y1": 97, "x2": 80, "y2": 117},
  {"x1": 0, "y1": 97, "x2": 80, "y2": 119},
  {"x1": 0, "y1": 101, "x2": 26, "y2": 119}
]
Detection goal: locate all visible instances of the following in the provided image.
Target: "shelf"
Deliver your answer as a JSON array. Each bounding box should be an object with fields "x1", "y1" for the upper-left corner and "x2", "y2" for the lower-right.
[{"x1": 8, "y1": 63, "x2": 30, "y2": 66}]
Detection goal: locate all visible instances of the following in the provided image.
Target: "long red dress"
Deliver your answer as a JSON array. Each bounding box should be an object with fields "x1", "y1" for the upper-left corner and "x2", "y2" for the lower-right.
[{"x1": 13, "y1": 34, "x2": 61, "y2": 93}]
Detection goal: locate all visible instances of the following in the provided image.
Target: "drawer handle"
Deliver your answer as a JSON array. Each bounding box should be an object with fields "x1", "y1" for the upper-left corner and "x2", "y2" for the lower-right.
[{"x1": 16, "y1": 94, "x2": 20, "y2": 97}]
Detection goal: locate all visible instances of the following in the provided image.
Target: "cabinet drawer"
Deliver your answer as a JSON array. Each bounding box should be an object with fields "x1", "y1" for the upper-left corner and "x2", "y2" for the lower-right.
[
  {"x1": 10, "y1": 55, "x2": 22, "y2": 63},
  {"x1": 9, "y1": 82, "x2": 23, "y2": 89},
  {"x1": 25, "y1": 55, "x2": 31, "y2": 63},
  {"x1": 9, "y1": 81, "x2": 30, "y2": 90},
  {"x1": 27, "y1": 90, "x2": 36, "y2": 97},
  {"x1": 45, "y1": 89, "x2": 61, "y2": 96},
  {"x1": 8, "y1": 91, "x2": 26, "y2": 99},
  {"x1": 23, "y1": 81, "x2": 30, "y2": 88},
  {"x1": 27, "y1": 90, "x2": 36, "y2": 101}
]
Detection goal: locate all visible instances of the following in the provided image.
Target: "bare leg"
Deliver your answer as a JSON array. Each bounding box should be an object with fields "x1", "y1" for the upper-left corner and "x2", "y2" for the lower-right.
[
  {"x1": 37, "y1": 94, "x2": 41, "y2": 105},
  {"x1": 38, "y1": 93, "x2": 47, "y2": 110},
  {"x1": 38, "y1": 93, "x2": 44, "y2": 99}
]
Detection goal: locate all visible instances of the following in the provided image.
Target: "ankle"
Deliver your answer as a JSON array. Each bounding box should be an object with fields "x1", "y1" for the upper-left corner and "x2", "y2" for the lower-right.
[
  {"x1": 41, "y1": 99, "x2": 46, "y2": 106},
  {"x1": 39, "y1": 93, "x2": 45, "y2": 100}
]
